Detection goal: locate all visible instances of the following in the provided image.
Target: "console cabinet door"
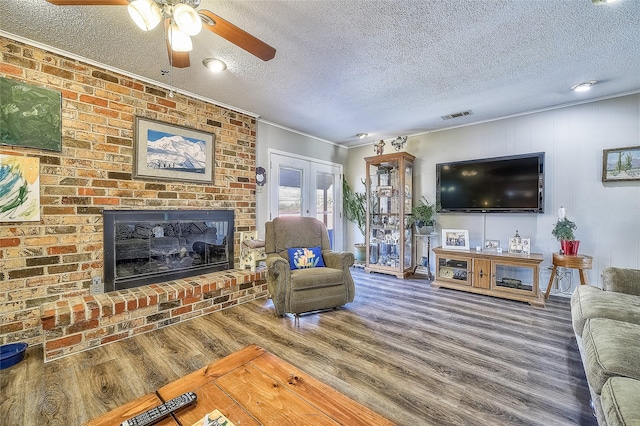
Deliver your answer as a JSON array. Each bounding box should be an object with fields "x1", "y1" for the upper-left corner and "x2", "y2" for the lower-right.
[
  {"x1": 491, "y1": 260, "x2": 538, "y2": 296},
  {"x1": 436, "y1": 255, "x2": 471, "y2": 286},
  {"x1": 473, "y1": 258, "x2": 491, "y2": 289}
]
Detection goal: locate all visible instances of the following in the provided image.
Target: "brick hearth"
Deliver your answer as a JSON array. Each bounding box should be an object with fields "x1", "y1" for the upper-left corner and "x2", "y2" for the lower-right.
[{"x1": 40, "y1": 269, "x2": 266, "y2": 362}]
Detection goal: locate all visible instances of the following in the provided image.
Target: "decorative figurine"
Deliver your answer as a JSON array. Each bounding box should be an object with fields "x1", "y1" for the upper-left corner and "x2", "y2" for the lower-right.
[
  {"x1": 374, "y1": 139, "x2": 385, "y2": 155},
  {"x1": 391, "y1": 136, "x2": 407, "y2": 151}
]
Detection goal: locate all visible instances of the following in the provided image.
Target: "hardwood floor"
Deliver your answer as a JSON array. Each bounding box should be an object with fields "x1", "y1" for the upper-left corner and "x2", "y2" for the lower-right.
[{"x1": 1, "y1": 269, "x2": 595, "y2": 426}]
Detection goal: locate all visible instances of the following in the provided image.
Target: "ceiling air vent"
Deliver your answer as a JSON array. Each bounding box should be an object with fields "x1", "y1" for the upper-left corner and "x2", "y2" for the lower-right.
[{"x1": 441, "y1": 110, "x2": 473, "y2": 120}]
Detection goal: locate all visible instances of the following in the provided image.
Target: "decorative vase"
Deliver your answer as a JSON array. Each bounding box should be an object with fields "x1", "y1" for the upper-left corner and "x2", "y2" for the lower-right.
[
  {"x1": 353, "y1": 244, "x2": 366, "y2": 263},
  {"x1": 561, "y1": 240, "x2": 580, "y2": 256},
  {"x1": 415, "y1": 221, "x2": 434, "y2": 235},
  {"x1": 369, "y1": 243, "x2": 379, "y2": 264}
]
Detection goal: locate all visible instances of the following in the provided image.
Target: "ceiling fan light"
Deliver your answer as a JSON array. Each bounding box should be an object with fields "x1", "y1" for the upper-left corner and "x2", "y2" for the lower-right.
[
  {"x1": 203, "y1": 58, "x2": 227, "y2": 73},
  {"x1": 127, "y1": 0, "x2": 162, "y2": 32},
  {"x1": 173, "y1": 4, "x2": 202, "y2": 36},
  {"x1": 168, "y1": 24, "x2": 193, "y2": 52}
]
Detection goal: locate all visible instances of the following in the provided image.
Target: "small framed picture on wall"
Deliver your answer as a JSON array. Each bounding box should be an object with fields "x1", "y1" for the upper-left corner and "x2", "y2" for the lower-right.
[{"x1": 602, "y1": 146, "x2": 640, "y2": 182}]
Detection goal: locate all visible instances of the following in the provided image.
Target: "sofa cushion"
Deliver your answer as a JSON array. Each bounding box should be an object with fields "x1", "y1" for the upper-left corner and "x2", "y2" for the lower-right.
[
  {"x1": 290, "y1": 267, "x2": 345, "y2": 291},
  {"x1": 267, "y1": 217, "x2": 330, "y2": 254},
  {"x1": 602, "y1": 267, "x2": 640, "y2": 297},
  {"x1": 600, "y1": 377, "x2": 640, "y2": 426},
  {"x1": 582, "y1": 318, "x2": 640, "y2": 395},
  {"x1": 571, "y1": 285, "x2": 640, "y2": 338}
]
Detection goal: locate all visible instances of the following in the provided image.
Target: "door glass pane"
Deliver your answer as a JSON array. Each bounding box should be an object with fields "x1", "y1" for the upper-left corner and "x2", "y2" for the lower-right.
[
  {"x1": 316, "y1": 172, "x2": 335, "y2": 249},
  {"x1": 404, "y1": 160, "x2": 413, "y2": 269},
  {"x1": 278, "y1": 167, "x2": 302, "y2": 217}
]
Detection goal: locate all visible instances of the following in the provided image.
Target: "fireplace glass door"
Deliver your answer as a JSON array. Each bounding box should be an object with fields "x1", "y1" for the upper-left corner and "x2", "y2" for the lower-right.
[{"x1": 103, "y1": 210, "x2": 234, "y2": 291}]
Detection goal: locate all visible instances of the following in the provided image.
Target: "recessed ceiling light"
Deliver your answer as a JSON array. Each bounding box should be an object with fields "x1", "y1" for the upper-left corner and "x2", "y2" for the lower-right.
[
  {"x1": 592, "y1": 0, "x2": 617, "y2": 5},
  {"x1": 571, "y1": 80, "x2": 597, "y2": 92},
  {"x1": 202, "y1": 58, "x2": 227, "y2": 73},
  {"x1": 356, "y1": 133, "x2": 368, "y2": 139}
]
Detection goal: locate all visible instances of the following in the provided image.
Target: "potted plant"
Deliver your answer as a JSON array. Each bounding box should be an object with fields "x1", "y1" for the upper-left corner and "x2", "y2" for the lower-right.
[
  {"x1": 408, "y1": 197, "x2": 436, "y2": 235},
  {"x1": 343, "y1": 177, "x2": 367, "y2": 262},
  {"x1": 551, "y1": 216, "x2": 579, "y2": 255}
]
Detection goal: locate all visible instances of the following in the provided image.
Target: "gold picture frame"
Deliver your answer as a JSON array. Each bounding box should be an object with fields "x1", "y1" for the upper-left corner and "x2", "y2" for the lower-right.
[{"x1": 602, "y1": 146, "x2": 640, "y2": 182}]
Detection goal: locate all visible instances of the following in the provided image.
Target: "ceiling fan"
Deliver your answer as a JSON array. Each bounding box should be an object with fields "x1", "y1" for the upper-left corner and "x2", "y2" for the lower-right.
[{"x1": 46, "y1": 0, "x2": 276, "y2": 68}]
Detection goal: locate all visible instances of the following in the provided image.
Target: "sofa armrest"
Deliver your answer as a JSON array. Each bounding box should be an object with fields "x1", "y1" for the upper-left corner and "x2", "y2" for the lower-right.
[
  {"x1": 322, "y1": 250, "x2": 356, "y2": 303},
  {"x1": 322, "y1": 250, "x2": 355, "y2": 270},
  {"x1": 266, "y1": 254, "x2": 290, "y2": 315},
  {"x1": 602, "y1": 267, "x2": 640, "y2": 296}
]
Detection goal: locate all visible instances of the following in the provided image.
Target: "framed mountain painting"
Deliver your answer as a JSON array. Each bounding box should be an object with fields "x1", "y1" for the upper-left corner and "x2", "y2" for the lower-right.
[{"x1": 132, "y1": 116, "x2": 215, "y2": 184}]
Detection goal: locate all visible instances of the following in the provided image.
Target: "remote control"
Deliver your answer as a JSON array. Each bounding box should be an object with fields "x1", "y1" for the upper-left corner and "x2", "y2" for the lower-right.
[{"x1": 121, "y1": 391, "x2": 197, "y2": 426}]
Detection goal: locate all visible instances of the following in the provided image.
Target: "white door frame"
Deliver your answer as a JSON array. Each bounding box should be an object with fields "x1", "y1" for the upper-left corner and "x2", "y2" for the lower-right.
[{"x1": 268, "y1": 149, "x2": 343, "y2": 250}]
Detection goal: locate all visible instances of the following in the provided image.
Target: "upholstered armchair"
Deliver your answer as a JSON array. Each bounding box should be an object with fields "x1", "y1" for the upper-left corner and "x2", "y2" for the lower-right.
[{"x1": 264, "y1": 217, "x2": 355, "y2": 316}]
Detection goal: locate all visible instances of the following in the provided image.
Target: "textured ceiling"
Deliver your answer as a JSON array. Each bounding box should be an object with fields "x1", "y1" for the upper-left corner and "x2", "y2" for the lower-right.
[{"x1": 1, "y1": 0, "x2": 639, "y2": 147}]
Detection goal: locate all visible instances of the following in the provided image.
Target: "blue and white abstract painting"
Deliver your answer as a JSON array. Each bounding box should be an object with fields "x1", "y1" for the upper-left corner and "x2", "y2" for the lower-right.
[{"x1": 0, "y1": 155, "x2": 40, "y2": 222}]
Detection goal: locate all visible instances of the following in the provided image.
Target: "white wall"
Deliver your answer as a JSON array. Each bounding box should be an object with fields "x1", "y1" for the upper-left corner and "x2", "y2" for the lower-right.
[
  {"x1": 346, "y1": 94, "x2": 640, "y2": 293},
  {"x1": 255, "y1": 120, "x2": 349, "y2": 242}
]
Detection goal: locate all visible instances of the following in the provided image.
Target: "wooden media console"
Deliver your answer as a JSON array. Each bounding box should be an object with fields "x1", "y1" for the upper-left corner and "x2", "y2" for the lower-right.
[{"x1": 432, "y1": 246, "x2": 545, "y2": 307}]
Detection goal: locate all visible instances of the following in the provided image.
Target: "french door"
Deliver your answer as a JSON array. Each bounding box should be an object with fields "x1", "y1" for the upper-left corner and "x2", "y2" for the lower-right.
[{"x1": 269, "y1": 152, "x2": 342, "y2": 249}]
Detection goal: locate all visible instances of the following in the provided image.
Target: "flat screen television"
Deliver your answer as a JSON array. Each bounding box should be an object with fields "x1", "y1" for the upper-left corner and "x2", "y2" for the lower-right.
[{"x1": 436, "y1": 152, "x2": 545, "y2": 213}]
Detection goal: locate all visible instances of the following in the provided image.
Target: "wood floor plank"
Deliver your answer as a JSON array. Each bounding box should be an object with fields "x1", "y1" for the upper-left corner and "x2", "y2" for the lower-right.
[{"x1": 0, "y1": 269, "x2": 595, "y2": 426}]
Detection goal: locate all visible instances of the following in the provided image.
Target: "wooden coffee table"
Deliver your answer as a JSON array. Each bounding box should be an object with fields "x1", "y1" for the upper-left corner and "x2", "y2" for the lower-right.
[{"x1": 85, "y1": 345, "x2": 394, "y2": 426}]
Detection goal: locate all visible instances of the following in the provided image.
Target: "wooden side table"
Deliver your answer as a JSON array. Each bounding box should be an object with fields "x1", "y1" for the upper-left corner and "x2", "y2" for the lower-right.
[{"x1": 544, "y1": 252, "x2": 593, "y2": 299}]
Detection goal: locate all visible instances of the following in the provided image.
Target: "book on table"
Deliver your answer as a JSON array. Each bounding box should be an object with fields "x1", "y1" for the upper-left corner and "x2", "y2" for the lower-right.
[{"x1": 191, "y1": 409, "x2": 235, "y2": 426}]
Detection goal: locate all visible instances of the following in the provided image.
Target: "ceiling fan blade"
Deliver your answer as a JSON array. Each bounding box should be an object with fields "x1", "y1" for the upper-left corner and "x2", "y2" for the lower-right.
[
  {"x1": 47, "y1": 0, "x2": 128, "y2": 5},
  {"x1": 199, "y1": 10, "x2": 276, "y2": 61},
  {"x1": 165, "y1": 19, "x2": 191, "y2": 68},
  {"x1": 168, "y1": 50, "x2": 191, "y2": 68}
]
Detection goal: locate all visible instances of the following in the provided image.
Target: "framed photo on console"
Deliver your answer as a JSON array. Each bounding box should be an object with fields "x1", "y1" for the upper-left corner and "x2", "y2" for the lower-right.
[
  {"x1": 442, "y1": 229, "x2": 470, "y2": 250},
  {"x1": 484, "y1": 239, "x2": 500, "y2": 251},
  {"x1": 133, "y1": 116, "x2": 215, "y2": 184},
  {"x1": 508, "y1": 237, "x2": 531, "y2": 255}
]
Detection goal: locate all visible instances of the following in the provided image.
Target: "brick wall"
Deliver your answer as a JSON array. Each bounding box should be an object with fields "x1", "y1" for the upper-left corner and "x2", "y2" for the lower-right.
[{"x1": 0, "y1": 36, "x2": 259, "y2": 347}]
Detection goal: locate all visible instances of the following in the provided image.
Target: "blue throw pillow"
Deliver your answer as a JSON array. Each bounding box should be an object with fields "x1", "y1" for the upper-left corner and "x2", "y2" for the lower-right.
[{"x1": 287, "y1": 246, "x2": 325, "y2": 270}]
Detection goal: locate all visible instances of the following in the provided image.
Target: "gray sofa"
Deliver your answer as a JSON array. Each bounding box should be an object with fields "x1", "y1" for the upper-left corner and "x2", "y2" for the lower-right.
[
  {"x1": 264, "y1": 217, "x2": 355, "y2": 316},
  {"x1": 571, "y1": 267, "x2": 640, "y2": 425}
]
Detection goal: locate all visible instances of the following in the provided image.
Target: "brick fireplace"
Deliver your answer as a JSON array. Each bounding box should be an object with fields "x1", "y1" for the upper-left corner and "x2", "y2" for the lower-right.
[
  {"x1": 0, "y1": 36, "x2": 262, "y2": 354},
  {"x1": 103, "y1": 209, "x2": 235, "y2": 291}
]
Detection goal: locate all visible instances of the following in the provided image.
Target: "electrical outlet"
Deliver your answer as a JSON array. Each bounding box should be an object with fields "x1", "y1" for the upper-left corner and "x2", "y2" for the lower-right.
[{"x1": 91, "y1": 276, "x2": 103, "y2": 294}]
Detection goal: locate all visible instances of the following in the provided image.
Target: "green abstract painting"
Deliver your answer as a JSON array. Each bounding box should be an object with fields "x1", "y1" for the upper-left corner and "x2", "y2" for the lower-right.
[
  {"x1": 0, "y1": 155, "x2": 40, "y2": 222},
  {"x1": 0, "y1": 77, "x2": 62, "y2": 151}
]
